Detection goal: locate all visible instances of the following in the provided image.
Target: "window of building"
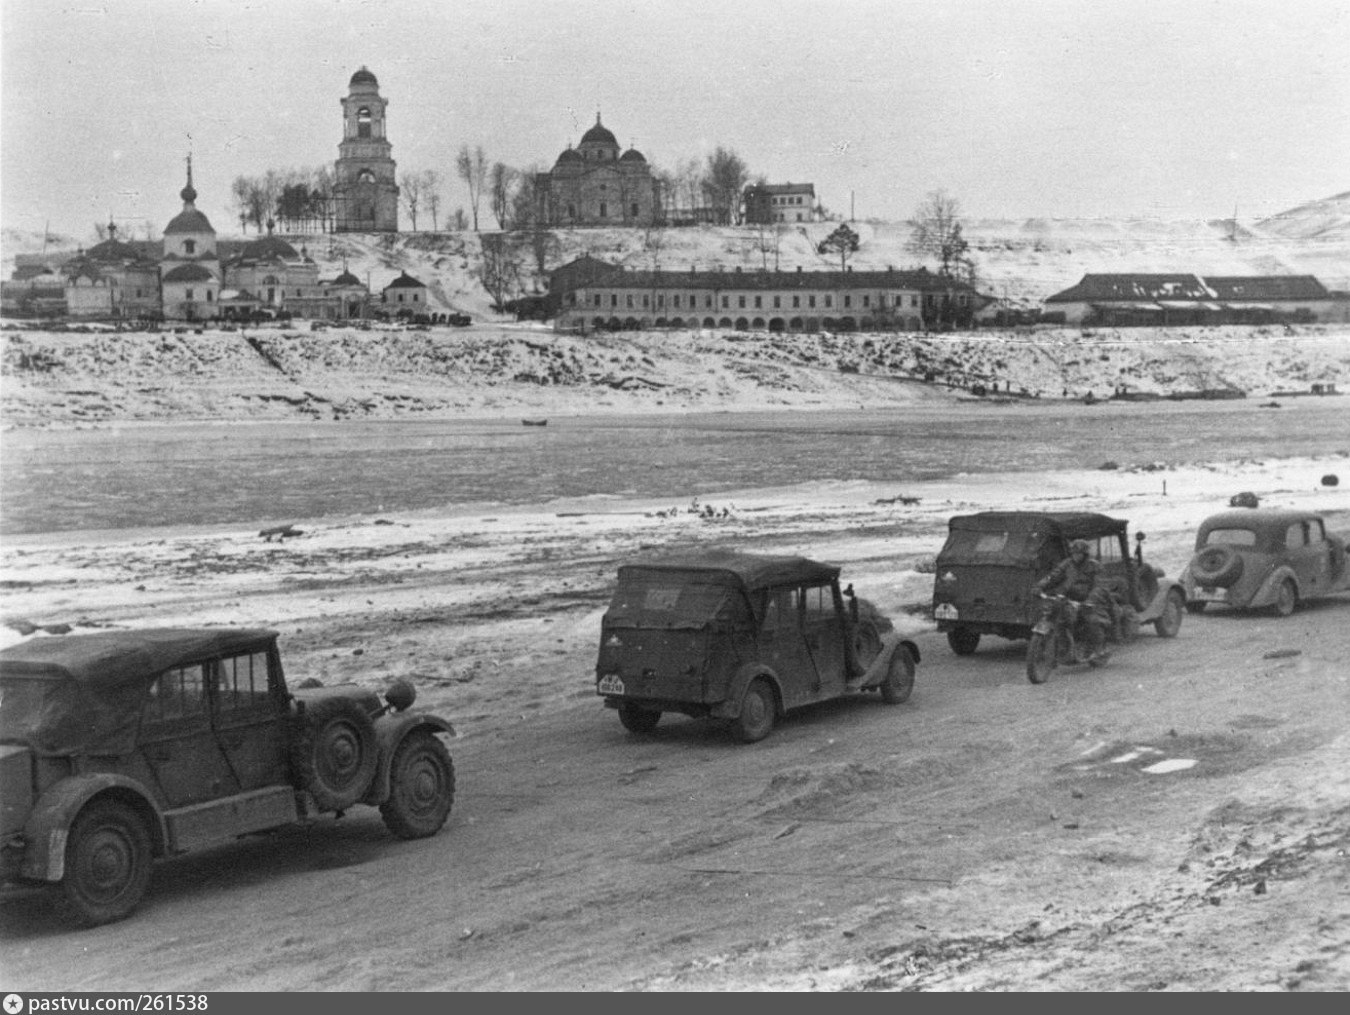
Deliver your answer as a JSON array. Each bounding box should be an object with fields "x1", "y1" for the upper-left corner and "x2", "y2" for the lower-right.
[
  {"x1": 705, "y1": 295, "x2": 713, "y2": 308},
  {"x1": 657, "y1": 294, "x2": 665, "y2": 308},
  {"x1": 357, "y1": 106, "x2": 372, "y2": 139},
  {"x1": 567, "y1": 204, "x2": 577, "y2": 219},
  {"x1": 825, "y1": 295, "x2": 833, "y2": 308},
  {"x1": 183, "y1": 240, "x2": 196, "y2": 255},
  {"x1": 809, "y1": 295, "x2": 816, "y2": 308},
  {"x1": 772, "y1": 296, "x2": 780, "y2": 308},
  {"x1": 593, "y1": 293, "x2": 602, "y2": 307},
  {"x1": 792, "y1": 295, "x2": 800, "y2": 308},
  {"x1": 843, "y1": 295, "x2": 851, "y2": 308},
  {"x1": 911, "y1": 295, "x2": 918, "y2": 307},
  {"x1": 599, "y1": 202, "x2": 607, "y2": 218},
  {"x1": 631, "y1": 203, "x2": 639, "y2": 218},
  {"x1": 642, "y1": 294, "x2": 649, "y2": 308},
  {"x1": 185, "y1": 288, "x2": 194, "y2": 300},
  {"x1": 206, "y1": 290, "x2": 213, "y2": 302},
  {"x1": 754, "y1": 296, "x2": 762, "y2": 309},
  {"x1": 626, "y1": 294, "x2": 634, "y2": 308},
  {"x1": 862, "y1": 295, "x2": 870, "y2": 308},
  {"x1": 722, "y1": 295, "x2": 729, "y2": 309},
  {"x1": 738, "y1": 296, "x2": 746, "y2": 309},
  {"x1": 611, "y1": 294, "x2": 618, "y2": 308},
  {"x1": 673, "y1": 294, "x2": 681, "y2": 308}
]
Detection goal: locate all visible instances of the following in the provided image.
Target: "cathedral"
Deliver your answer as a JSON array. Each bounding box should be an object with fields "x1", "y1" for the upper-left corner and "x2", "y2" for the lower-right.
[
  {"x1": 534, "y1": 115, "x2": 662, "y2": 228},
  {"x1": 332, "y1": 67, "x2": 400, "y2": 232}
]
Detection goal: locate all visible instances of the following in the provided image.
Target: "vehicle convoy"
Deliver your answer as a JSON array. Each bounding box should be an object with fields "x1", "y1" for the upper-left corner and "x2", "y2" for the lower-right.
[
  {"x1": 595, "y1": 549, "x2": 920, "y2": 743},
  {"x1": 1181, "y1": 508, "x2": 1350, "y2": 616},
  {"x1": 931, "y1": 511, "x2": 1186, "y2": 661},
  {"x1": 0, "y1": 628, "x2": 457, "y2": 927}
]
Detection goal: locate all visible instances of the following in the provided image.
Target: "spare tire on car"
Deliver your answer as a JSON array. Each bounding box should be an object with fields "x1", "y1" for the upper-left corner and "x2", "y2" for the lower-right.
[
  {"x1": 290, "y1": 697, "x2": 379, "y2": 811},
  {"x1": 1191, "y1": 545, "x2": 1244, "y2": 587}
]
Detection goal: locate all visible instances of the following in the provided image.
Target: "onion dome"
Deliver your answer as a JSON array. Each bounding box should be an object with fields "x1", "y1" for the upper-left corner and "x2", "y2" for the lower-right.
[
  {"x1": 333, "y1": 269, "x2": 362, "y2": 286},
  {"x1": 554, "y1": 146, "x2": 582, "y2": 167},
  {"x1": 620, "y1": 148, "x2": 647, "y2": 164},
  {"x1": 581, "y1": 116, "x2": 618, "y2": 146},
  {"x1": 350, "y1": 66, "x2": 379, "y2": 89}
]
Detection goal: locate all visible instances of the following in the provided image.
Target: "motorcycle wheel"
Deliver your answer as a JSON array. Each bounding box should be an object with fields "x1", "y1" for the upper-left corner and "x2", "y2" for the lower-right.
[{"x1": 1026, "y1": 631, "x2": 1057, "y2": 684}]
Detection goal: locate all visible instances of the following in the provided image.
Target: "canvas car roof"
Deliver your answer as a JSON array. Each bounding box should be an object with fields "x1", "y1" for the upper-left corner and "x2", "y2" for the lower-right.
[
  {"x1": 0, "y1": 628, "x2": 278, "y2": 689},
  {"x1": 945, "y1": 511, "x2": 1128, "y2": 540},
  {"x1": 617, "y1": 548, "x2": 840, "y2": 591},
  {"x1": 1199, "y1": 509, "x2": 1321, "y2": 533}
]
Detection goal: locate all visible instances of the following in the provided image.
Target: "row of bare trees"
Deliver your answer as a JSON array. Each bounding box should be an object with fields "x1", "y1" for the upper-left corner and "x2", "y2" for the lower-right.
[{"x1": 231, "y1": 168, "x2": 336, "y2": 234}]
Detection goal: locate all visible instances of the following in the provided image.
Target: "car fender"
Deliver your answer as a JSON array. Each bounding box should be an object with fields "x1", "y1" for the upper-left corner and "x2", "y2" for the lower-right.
[
  {"x1": 710, "y1": 664, "x2": 782, "y2": 720},
  {"x1": 363, "y1": 712, "x2": 457, "y2": 805},
  {"x1": 20, "y1": 774, "x2": 165, "y2": 883},
  {"x1": 1247, "y1": 564, "x2": 1300, "y2": 609},
  {"x1": 1137, "y1": 579, "x2": 1186, "y2": 623},
  {"x1": 856, "y1": 633, "x2": 920, "y2": 690}
]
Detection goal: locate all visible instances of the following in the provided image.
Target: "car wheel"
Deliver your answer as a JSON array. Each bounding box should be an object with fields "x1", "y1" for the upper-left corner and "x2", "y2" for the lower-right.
[
  {"x1": 1186, "y1": 600, "x2": 1207, "y2": 615},
  {"x1": 733, "y1": 678, "x2": 776, "y2": 743},
  {"x1": 380, "y1": 731, "x2": 456, "y2": 839},
  {"x1": 1191, "y1": 546, "x2": 1244, "y2": 586},
  {"x1": 947, "y1": 627, "x2": 980, "y2": 656},
  {"x1": 879, "y1": 647, "x2": 916, "y2": 704},
  {"x1": 1154, "y1": 589, "x2": 1185, "y2": 638},
  {"x1": 291, "y1": 697, "x2": 379, "y2": 811},
  {"x1": 1274, "y1": 579, "x2": 1297, "y2": 618},
  {"x1": 61, "y1": 799, "x2": 153, "y2": 927},
  {"x1": 617, "y1": 702, "x2": 661, "y2": 734},
  {"x1": 1026, "y1": 632, "x2": 1056, "y2": 684}
]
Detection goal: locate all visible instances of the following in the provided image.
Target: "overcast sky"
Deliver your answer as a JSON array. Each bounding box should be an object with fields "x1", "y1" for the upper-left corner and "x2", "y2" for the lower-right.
[{"x1": 2, "y1": 0, "x2": 1347, "y2": 241}]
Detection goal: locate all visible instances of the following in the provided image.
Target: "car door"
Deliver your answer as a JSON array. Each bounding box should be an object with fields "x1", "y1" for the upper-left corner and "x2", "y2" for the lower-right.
[
  {"x1": 757, "y1": 585, "x2": 819, "y2": 706},
  {"x1": 138, "y1": 662, "x2": 241, "y2": 808},
  {"x1": 211, "y1": 646, "x2": 289, "y2": 792},
  {"x1": 801, "y1": 581, "x2": 847, "y2": 698}
]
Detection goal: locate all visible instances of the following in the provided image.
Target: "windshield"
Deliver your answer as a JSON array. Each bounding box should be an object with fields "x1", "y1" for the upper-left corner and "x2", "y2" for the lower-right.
[
  {"x1": 1203, "y1": 528, "x2": 1258, "y2": 547},
  {"x1": 605, "y1": 573, "x2": 748, "y2": 629},
  {"x1": 0, "y1": 677, "x2": 53, "y2": 744},
  {"x1": 939, "y1": 526, "x2": 1053, "y2": 566}
]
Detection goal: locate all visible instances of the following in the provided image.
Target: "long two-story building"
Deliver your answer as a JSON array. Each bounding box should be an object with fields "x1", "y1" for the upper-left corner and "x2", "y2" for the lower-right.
[{"x1": 553, "y1": 263, "x2": 980, "y2": 333}]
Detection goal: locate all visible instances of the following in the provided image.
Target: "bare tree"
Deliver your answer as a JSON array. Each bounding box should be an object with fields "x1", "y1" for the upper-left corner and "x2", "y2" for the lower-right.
[
  {"x1": 231, "y1": 176, "x2": 254, "y2": 233},
  {"x1": 451, "y1": 207, "x2": 468, "y2": 231},
  {"x1": 423, "y1": 170, "x2": 443, "y2": 230},
  {"x1": 908, "y1": 189, "x2": 973, "y2": 279},
  {"x1": 488, "y1": 162, "x2": 518, "y2": 230},
  {"x1": 456, "y1": 144, "x2": 489, "y2": 231},
  {"x1": 400, "y1": 171, "x2": 424, "y2": 231},
  {"x1": 702, "y1": 147, "x2": 749, "y2": 225},
  {"x1": 477, "y1": 233, "x2": 523, "y2": 310}
]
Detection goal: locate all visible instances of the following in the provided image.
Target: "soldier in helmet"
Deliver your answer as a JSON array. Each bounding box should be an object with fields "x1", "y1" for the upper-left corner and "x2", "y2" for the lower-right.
[{"x1": 1036, "y1": 538, "x2": 1113, "y2": 664}]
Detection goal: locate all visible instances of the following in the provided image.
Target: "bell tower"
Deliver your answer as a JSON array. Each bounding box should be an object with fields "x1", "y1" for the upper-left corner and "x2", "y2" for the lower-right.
[{"x1": 333, "y1": 67, "x2": 399, "y2": 232}]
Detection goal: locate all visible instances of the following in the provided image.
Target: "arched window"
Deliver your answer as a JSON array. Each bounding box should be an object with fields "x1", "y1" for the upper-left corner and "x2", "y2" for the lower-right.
[
  {"x1": 358, "y1": 169, "x2": 376, "y2": 184},
  {"x1": 357, "y1": 106, "x2": 372, "y2": 139}
]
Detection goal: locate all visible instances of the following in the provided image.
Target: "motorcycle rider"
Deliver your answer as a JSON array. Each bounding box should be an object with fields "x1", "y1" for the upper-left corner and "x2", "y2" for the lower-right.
[{"x1": 1035, "y1": 539, "x2": 1112, "y2": 665}]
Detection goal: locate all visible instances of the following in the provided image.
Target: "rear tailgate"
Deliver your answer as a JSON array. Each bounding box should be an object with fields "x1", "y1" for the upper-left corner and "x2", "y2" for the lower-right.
[{"x1": 596, "y1": 628, "x2": 711, "y2": 704}]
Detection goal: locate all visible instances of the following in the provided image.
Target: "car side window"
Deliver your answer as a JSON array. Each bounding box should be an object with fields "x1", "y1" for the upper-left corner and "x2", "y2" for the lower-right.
[
  {"x1": 216, "y1": 651, "x2": 273, "y2": 714},
  {"x1": 802, "y1": 584, "x2": 833, "y2": 619},
  {"x1": 1286, "y1": 523, "x2": 1306, "y2": 549},
  {"x1": 1308, "y1": 519, "x2": 1326, "y2": 544},
  {"x1": 144, "y1": 665, "x2": 209, "y2": 723},
  {"x1": 761, "y1": 589, "x2": 798, "y2": 631},
  {"x1": 1097, "y1": 538, "x2": 1121, "y2": 563}
]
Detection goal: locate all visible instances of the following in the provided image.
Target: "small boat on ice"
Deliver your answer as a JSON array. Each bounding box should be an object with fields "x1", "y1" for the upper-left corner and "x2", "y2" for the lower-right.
[{"x1": 522, "y1": 418, "x2": 548, "y2": 427}]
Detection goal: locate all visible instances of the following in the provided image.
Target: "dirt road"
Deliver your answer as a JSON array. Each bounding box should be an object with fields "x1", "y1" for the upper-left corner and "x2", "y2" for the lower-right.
[{"x1": 2, "y1": 464, "x2": 1348, "y2": 991}]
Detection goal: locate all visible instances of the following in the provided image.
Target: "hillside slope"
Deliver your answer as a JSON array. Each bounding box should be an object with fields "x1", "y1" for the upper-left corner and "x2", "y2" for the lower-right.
[{"x1": 3, "y1": 322, "x2": 1348, "y2": 426}]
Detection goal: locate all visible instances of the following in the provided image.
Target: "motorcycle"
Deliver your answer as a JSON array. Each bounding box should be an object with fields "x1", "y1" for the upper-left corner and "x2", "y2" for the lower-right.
[{"x1": 1026, "y1": 592, "x2": 1114, "y2": 684}]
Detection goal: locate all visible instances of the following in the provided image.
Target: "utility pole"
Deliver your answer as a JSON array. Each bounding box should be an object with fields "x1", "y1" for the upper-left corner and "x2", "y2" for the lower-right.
[{"x1": 850, "y1": 191, "x2": 855, "y2": 222}]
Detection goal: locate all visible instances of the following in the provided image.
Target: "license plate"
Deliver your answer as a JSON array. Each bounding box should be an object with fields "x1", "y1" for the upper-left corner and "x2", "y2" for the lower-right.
[
  {"x1": 934, "y1": 603, "x2": 959, "y2": 620},
  {"x1": 597, "y1": 674, "x2": 625, "y2": 695},
  {"x1": 1195, "y1": 587, "x2": 1226, "y2": 602}
]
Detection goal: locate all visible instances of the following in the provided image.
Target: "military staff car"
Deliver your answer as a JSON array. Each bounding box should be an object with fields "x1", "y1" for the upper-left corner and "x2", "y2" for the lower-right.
[
  {"x1": 595, "y1": 549, "x2": 920, "y2": 743},
  {"x1": 932, "y1": 511, "x2": 1186, "y2": 655},
  {"x1": 1181, "y1": 508, "x2": 1350, "y2": 616},
  {"x1": 1, "y1": 628, "x2": 456, "y2": 926}
]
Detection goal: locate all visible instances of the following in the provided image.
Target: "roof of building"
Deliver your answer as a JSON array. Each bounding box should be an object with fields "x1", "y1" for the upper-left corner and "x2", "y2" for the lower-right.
[
  {"x1": 233, "y1": 232, "x2": 300, "y2": 263},
  {"x1": 164, "y1": 207, "x2": 215, "y2": 236},
  {"x1": 620, "y1": 148, "x2": 647, "y2": 164},
  {"x1": 332, "y1": 270, "x2": 363, "y2": 287},
  {"x1": 384, "y1": 271, "x2": 426, "y2": 289},
  {"x1": 162, "y1": 262, "x2": 215, "y2": 283},
  {"x1": 555, "y1": 147, "x2": 582, "y2": 165},
  {"x1": 567, "y1": 265, "x2": 978, "y2": 293},
  {"x1": 1043, "y1": 274, "x2": 1210, "y2": 303},
  {"x1": 13, "y1": 264, "x2": 55, "y2": 281},
  {"x1": 350, "y1": 66, "x2": 378, "y2": 88},
  {"x1": 1202, "y1": 275, "x2": 1329, "y2": 300},
  {"x1": 84, "y1": 236, "x2": 143, "y2": 262},
  {"x1": 580, "y1": 115, "x2": 618, "y2": 147},
  {"x1": 746, "y1": 182, "x2": 817, "y2": 195}
]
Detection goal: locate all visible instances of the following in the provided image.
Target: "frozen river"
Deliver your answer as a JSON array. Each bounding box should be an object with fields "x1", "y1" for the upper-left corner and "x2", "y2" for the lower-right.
[{"x1": 2, "y1": 398, "x2": 1346, "y2": 535}]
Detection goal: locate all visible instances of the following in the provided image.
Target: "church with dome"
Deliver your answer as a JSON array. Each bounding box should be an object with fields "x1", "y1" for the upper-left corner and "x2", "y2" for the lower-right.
[{"x1": 534, "y1": 115, "x2": 662, "y2": 228}]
